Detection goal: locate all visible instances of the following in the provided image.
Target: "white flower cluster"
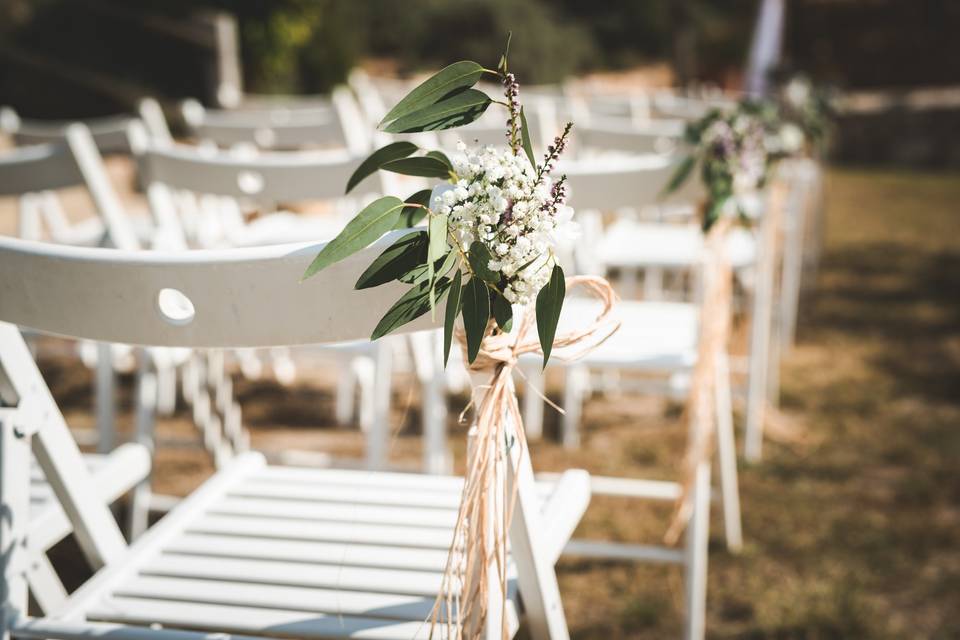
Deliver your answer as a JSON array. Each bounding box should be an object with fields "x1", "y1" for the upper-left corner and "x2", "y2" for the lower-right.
[{"x1": 432, "y1": 142, "x2": 575, "y2": 305}]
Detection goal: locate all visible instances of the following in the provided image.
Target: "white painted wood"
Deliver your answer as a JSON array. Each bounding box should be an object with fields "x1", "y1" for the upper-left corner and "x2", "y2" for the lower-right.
[
  {"x1": 539, "y1": 470, "x2": 591, "y2": 563},
  {"x1": 0, "y1": 234, "x2": 440, "y2": 348},
  {"x1": 1, "y1": 107, "x2": 135, "y2": 154},
  {"x1": 537, "y1": 473, "x2": 682, "y2": 501},
  {"x1": 12, "y1": 618, "x2": 272, "y2": 640},
  {"x1": 714, "y1": 352, "x2": 743, "y2": 552},
  {"x1": 0, "y1": 324, "x2": 127, "y2": 571},
  {"x1": 745, "y1": 191, "x2": 778, "y2": 461},
  {"x1": 128, "y1": 351, "x2": 157, "y2": 539},
  {"x1": 29, "y1": 446, "x2": 148, "y2": 550},
  {"x1": 25, "y1": 552, "x2": 68, "y2": 613},
  {"x1": 1, "y1": 404, "x2": 31, "y2": 640},
  {"x1": 56, "y1": 452, "x2": 267, "y2": 619},
  {"x1": 93, "y1": 343, "x2": 114, "y2": 454},
  {"x1": 140, "y1": 553, "x2": 445, "y2": 596},
  {"x1": 227, "y1": 478, "x2": 463, "y2": 508},
  {"x1": 563, "y1": 540, "x2": 685, "y2": 564},
  {"x1": 683, "y1": 459, "x2": 712, "y2": 640},
  {"x1": 164, "y1": 533, "x2": 450, "y2": 572},
  {"x1": 115, "y1": 575, "x2": 443, "y2": 622},
  {"x1": 208, "y1": 495, "x2": 458, "y2": 527},
  {"x1": 84, "y1": 597, "x2": 457, "y2": 640},
  {"x1": 186, "y1": 513, "x2": 456, "y2": 549}
]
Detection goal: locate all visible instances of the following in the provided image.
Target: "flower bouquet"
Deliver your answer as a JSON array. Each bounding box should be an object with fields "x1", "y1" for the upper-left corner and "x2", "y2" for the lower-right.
[{"x1": 303, "y1": 40, "x2": 577, "y2": 370}]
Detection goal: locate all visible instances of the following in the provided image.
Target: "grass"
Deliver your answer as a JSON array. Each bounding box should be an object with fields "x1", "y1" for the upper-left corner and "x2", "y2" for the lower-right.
[{"x1": 41, "y1": 167, "x2": 960, "y2": 638}]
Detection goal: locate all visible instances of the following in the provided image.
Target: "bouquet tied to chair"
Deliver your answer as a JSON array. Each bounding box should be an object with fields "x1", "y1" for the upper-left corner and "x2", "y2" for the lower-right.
[{"x1": 302, "y1": 37, "x2": 618, "y2": 638}]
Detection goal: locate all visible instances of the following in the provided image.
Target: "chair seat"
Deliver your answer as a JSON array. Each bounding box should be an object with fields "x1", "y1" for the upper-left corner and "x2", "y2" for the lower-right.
[
  {"x1": 531, "y1": 298, "x2": 699, "y2": 371},
  {"x1": 599, "y1": 220, "x2": 757, "y2": 270},
  {"x1": 42, "y1": 454, "x2": 589, "y2": 640}
]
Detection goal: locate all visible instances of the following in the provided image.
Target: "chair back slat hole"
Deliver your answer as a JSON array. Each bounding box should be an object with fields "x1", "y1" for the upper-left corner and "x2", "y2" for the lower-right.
[{"x1": 157, "y1": 288, "x2": 196, "y2": 326}]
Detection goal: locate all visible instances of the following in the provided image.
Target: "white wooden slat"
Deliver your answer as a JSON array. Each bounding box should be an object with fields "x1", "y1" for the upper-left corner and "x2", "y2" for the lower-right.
[
  {"x1": 30, "y1": 443, "x2": 151, "y2": 553},
  {"x1": 227, "y1": 480, "x2": 463, "y2": 510},
  {"x1": 539, "y1": 470, "x2": 591, "y2": 564},
  {"x1": 13, "y1": 618, "x2": 273, "y2": 640},
  {"x1": 563, "y1": 540, "x2": 686, "y2": 564},
  {"x1": 115, "y1": 575, "x2": 442, "y2": 622},
  {"x1": 186, "y1": 514, "x2": 455, "y2": 549},
  {"x1": 140, "y1": 554, "x2": 444, "y2": 597},
  {"x1": 87, "y1": 597, "x2": 449, "y2": 640},
  {"x1": 164, "y1": 533, "x2": 450, "y2": 572},
  {"x1": 251, "y1": 465, "x2": 466, "y2": 492},
  {"x1": 0, "y1": 234, "x2": 440, "y2": 349},
  {"x1": 56, "y1": 453, "x2": 267, "y2": 620},
  {"x1": 538, "y1": 472, "x2": 682, "y2": 501},
  {"x1": 209, "y1": 496, "x2": 457, "y2": 529}
]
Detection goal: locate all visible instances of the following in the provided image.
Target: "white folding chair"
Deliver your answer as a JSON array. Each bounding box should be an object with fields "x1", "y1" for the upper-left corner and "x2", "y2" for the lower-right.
[
  {"x1": 128, "y1": 127, "x2": 448, "y2": 472},
  {"x1": 180, "y1": 86, "x2": 370, "y2": 154},
  {"x1": 0, "y1": 107, "x2": 136, "y2": 155},
  {"x1": 0, "y1": 233, "x2": 590, "y2": 639}
]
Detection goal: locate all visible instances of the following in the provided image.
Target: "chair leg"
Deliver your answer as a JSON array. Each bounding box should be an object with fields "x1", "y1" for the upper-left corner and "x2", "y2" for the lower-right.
[
  {"x1": 562, "y1": 365, "x2": 588, "y2": 449},
  {"x1": 714, "y1": 353, "x2": 743, "y2": 553},
  {"x1": 334, "y1": 356, "x2": 357, "y2": 427},
  {"x1": 127, "y1": 351, "x2": 156, "y2": 540},
  {"x1": 683, "y1": 459, "x2": 711, "y2": 640},
  {"x1": 94, "y1": 342, "x2": 115, "y2": 454},
  {"x1": 521, "y1": 363, "x2": 545, "y2": 441}
]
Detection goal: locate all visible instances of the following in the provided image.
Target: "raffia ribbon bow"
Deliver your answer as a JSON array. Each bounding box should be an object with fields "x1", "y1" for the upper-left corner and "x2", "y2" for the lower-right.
[{"x1": 430, "y1": 275, "x2": 619, "y2": 639}]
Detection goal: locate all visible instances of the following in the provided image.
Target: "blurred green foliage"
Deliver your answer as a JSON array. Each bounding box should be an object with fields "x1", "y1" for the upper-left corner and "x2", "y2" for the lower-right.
[{"x1": 0, "y1": 0, "x2": 759, "y2": 113}]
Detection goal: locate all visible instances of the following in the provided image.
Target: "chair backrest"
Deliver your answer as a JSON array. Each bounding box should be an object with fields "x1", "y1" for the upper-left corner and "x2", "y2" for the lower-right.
[
  {"x1": 180, "y1": 87, "x2": 369, "y2": 154},
  {"x1": 576, "y1": 119, "x2": 686, "y2": 156},
  {"x1": 0, "y1": 125, "x2": 140, "y2": 250},
  {"x1": 129, "y1": 122, "x2": 379, "y2": 205},
  {"x1": 0, "y1": 106, "x2": 135, "y2": 154},
  {"x1": 562, "y1": 154, "x2": 705, "y2": 212},
  {"x1": 0, "y1": 233, "x2": 432, "y2": 348}
]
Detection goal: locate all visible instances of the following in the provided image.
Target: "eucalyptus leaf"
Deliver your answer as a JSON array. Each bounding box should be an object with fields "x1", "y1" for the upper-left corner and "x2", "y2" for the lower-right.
[
  {"x1": 345, "y1": 141, "x2": 417, "y2": 194},
  {"x1": 394, "y1": 189, "x2": 432, "y2": 229},
  {"x1": 519, "y1": 107, "x2": 537, "y2": 169},
  {"x1": 425, "y1": 149, "x2": 453, "y2": 171},
  {"x1": 355, "y1": 231, "x2": 426, "y2": 290},
  {"x1": 380, "y1": 156, "x2": 452, "y2": 178},
  {"x1": 379, "y1": 61, "x2": 484, "y2": 128},
  {"x1": 443, "y1": 269, "x2": 463, "y2": 366},
  {"x1": 384, "y1": 89, "x2": 492, "y2": 134},
  {"x1": 371, "y1": 277, "x2": 451, "y2": 341},
  {"x1": 536, "y1": 264, "x2": 566, "y2": 368},
  {"x1": 662, "y1": 155, "x2": 697, "y2": 196},
  {"x1": 399, "y1": 248, "x2": 456, "y2": 284},
  {"x1": 492, "y1": 293, "x2": 513, "y2": 332},
  {"x1": 462, "y1": 277, "x2": 490, "y2": 363},
  {"x1": 303, "y1": 196, "x2": 405, "y2": 280},
  {"x1": 467, "y1": 240, "x2": 499, "y2": 283}
]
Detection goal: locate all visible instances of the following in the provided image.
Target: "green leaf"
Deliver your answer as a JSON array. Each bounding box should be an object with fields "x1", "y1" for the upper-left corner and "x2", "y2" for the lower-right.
[
  {"x1": 394, "y1": 189, "x2": 432, "y2": 229},
  {"x1": 345, "y1": 141, "x2": 417, "y2": 194},
  {"x1": 398, "y1": 248, "x2": 456, "y2": 285},
  {"x1": 380, "y1": 155, "x2": 452, "y2": 178},
  {"x1": 384, "y1": 89, "x2": 492, "y2": 134},
  {"x1": 355, "y1": 231, "x2": 427, "y2": 289},
  {"x1": 379, "y1": 61, "x2": 484, "y2": 128},
  {"x1": 492, "y1": 293, "x2": 513, "y2": 332},
  {"x1": 519, "y1": 107, "x2": 537, "y2": 169},
  {"x1": 425, "y1": 149, "x2": 453, "y2": 171},
  {"x1": 443, "y1": 269, "x2": 463, "y2": 367},
  {"x1": 303, "y1": 196, "x2": 405, "y2": 280},
  {"x1": 467, "y1": 241, "x2": 499, "y2": 284},
  {"x1": 536, "y1": 264, "x2": 566, "y2": 368},
  {"x1": 371, "y1": 277, "x2": 450, "y2": 341},
  {"x1": 498, "y1": 32, "x2": 512, "y2": 74},
  {"x1": 462, "y1": 278, "x2": 490, "y2": 364},
  {"x1": 662, "y1": 155, "x2": 697, "y2": 197}
]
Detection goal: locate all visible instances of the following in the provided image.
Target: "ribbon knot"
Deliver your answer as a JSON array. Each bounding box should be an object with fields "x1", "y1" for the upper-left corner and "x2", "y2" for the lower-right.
[{"x1": 432, "y1": 275, "x2": 619, "y2": 639}]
